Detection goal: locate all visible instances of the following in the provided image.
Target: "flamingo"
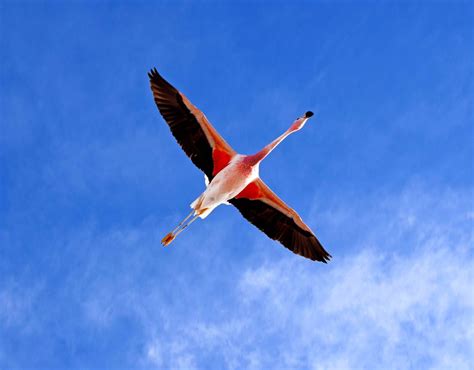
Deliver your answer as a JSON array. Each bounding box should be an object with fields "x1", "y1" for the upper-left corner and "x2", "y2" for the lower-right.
[{"x1": 149, "y1": 68, "x2": 331, "y2": 262}]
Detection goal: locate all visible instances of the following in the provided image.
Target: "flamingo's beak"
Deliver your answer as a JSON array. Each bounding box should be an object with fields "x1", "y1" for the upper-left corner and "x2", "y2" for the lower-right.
[{"x1": 305, "y1": 111, "x2": 314, "y2": 118}]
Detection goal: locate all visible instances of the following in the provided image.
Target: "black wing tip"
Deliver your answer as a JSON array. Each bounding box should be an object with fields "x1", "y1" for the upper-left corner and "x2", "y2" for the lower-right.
[
  {"x1": 302, "y1": 246, "x2": 331, "y2": 263},
  {"x1": 287, "y1": 239, "x2": 331, "y2": 263},
  {"x1": 319, "y1": 251, "x2": 332, "y2": 263},
  {"x1": 288, "y1": 233, "x2": 331, "y2": 263},
  {"x1": 148, "y1": 67, "x2": 162, "y2": 82},
  {"x1": 312, "y1": 240, "x2": 332, "y2": 263},
  {"x1": 148, "y1": 67, "x2": 177, "y2": 93}
]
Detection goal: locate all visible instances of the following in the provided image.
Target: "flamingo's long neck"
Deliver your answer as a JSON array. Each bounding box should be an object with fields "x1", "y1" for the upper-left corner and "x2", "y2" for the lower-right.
[
  {"x1": 249, "y1": 129, "x2": 295, "y2": 164},
  {"x1": 247, "y1": 116, "x2": 309, "y2": 166}
]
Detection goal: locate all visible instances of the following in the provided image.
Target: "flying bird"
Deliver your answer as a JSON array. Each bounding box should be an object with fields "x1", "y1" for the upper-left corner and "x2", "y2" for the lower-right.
[{"x1": 148, "y1": 68, "x2": 331, "y2": 262}]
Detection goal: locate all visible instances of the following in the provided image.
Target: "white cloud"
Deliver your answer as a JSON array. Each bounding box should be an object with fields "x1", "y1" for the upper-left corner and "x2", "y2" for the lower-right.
[
  {"x1": 0, "y1": 280, "x2": 43, "y2": 333},
  {"x1": 237, "y1": 245, "x2": 473, "y2": 370},
  {"x1": 144, "y1": 336, "x2": 198, "y2": 370},
  {"x1": 41, "y1": 183, "x2": 471, "y2": 369},
  {"x1": 136, "y1": 184, "x2": 473, "y2": 369}
]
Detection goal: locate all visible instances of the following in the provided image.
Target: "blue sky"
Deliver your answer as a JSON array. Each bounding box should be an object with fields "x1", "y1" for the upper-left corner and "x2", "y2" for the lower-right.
[{"x1": 1, "y1": 1, "x2": 473, "y2": 369}]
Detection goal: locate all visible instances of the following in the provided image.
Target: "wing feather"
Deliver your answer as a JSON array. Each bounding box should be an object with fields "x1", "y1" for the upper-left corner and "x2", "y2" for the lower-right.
[
  {"x1": 229, "y1": 179, "x2": 331, "y2": 262},
  {"x1": 148, "y1": 68, "x2": 235, "y2": 180}
]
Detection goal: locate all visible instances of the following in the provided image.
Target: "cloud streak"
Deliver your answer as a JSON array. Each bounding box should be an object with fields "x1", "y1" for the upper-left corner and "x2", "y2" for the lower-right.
[
  {"x1": 1, "y1": 178, "x2": 472, "y2": 370},
  {"x1": 79, "y1": 184, "x2": 473, "y2": 369}
]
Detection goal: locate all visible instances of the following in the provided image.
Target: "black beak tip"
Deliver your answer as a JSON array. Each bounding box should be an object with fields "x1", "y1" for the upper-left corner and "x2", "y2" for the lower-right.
[{"x1": 305, "y1": 111, "x2": 314, "y2": 118}]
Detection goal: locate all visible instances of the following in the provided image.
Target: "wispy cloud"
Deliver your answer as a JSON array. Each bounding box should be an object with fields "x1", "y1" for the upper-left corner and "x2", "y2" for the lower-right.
[
  {"x1": 0, "y1": 280, "x2": 43, "y2": 331},
  {"x1": 75, "y1": 184, "x2": 473, "y2": 369},
  {"x1": 237, "y1": 246, "x2": 472, "y2": 369},
  {"x1": 2, "y1": 176, "x2": 471, "y2": 370}
]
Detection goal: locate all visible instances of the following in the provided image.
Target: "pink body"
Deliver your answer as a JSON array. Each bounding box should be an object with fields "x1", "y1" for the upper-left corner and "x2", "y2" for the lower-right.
[
  {"x1": 149, "y1": 68, "x2": 330, "y2": 261},
  {"x1": 191, "y1": 155, "x2": 259, "y2": 218},
  {"x1": 191, "y1": 114, "x2": 310, "y2": 218}
]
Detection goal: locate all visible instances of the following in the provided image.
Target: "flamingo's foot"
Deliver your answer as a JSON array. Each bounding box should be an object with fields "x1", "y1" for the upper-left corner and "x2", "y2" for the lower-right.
[{"x1": 161, "y1": 232, "x2": 175, "y2": 246}]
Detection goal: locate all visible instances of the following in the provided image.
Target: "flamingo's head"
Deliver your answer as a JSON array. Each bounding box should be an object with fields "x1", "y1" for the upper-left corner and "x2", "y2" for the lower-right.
[{"x1": 289, "y1": 111, "x2": 314, "y2": 132}]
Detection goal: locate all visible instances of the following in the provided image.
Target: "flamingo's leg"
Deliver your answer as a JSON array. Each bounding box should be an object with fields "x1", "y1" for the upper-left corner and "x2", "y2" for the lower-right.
[
  {"x1": 161, "y1": 210, "x2": 198, "y2": 246},
  {"x1": 173, "y1": 214, "x2": 199, "y2": 238},
  {"x1": 170, "y1": 210, "x2": 194, "y2": 234}
]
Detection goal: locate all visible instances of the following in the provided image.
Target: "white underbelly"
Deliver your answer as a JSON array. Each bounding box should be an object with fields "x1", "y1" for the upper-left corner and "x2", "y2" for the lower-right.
[{"x1": 190, "y1": 156, "x2": 259, "y2": 218}]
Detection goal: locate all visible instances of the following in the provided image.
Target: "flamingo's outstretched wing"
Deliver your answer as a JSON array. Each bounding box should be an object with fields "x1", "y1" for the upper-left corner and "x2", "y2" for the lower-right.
[
  {"x1": 229, "y1": 179, "x2": 331, "y2": 262},
  {"x1": 148, "y1": 68, "x2": 236, "y2": 180}
]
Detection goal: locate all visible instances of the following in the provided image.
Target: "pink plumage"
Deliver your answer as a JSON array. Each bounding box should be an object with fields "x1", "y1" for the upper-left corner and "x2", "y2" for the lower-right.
[{"x1": 149, "y1": 68, "x2": 330, "y2": 262}]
